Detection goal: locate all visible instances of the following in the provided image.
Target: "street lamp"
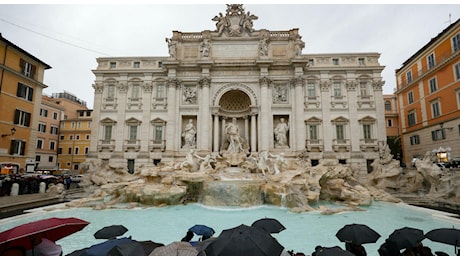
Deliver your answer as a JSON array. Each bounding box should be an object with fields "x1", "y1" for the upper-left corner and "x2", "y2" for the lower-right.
[{"x1": 1, "y1": 127, "x2": 16, "y2": 138}]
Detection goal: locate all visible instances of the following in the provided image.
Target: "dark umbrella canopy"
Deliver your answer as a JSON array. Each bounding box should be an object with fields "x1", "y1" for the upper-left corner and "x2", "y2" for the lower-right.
[
  {"x1": 336, "y1": 223, "x2": 381, "y2": 245},
  {"x1": 204, "y1": 224, "x2": 284, "y2": 256},
  {"x1": 425, "y1": 228, "x2": 460, "y2": 246},
  {"x1": 251, "y1": 218, "x2": 286, "y2": 234},
  {"x1": 189, "y1": 224, "x2": 215, "y2": 237},
  {"x1": 81, "y1": 237, "x2": 134, "y2": 256},
  {"x1": 387, "y1": 227, "x2": 425, "y2": 250},
  {"x1": 94, "y1": 225, "x2": 128, "y2": 239},
  {"x1": 313, "y1": 246, "x2": 355, "y2": 256},
  {"x1": 0, "y1": 217, "x2": 89, "y2": 251},
  {"x1": 106, "y1": 241, "x2": 146, "y2": 256}
]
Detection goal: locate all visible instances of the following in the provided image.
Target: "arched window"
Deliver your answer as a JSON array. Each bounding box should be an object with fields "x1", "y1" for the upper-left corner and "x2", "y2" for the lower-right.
[{"x1": 385, "y1": 100, "x2": 391, "y2": 111}]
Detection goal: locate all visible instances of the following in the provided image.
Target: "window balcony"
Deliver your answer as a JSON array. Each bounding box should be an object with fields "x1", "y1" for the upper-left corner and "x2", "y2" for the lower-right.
[
  {"x1": 98, "y1": 139, "x2": 115, "y2": 152},
  {"x1": 359, "y1": 139, "x2": 378, "y2": 152},
  {"x1": 149, "y1": 139, "x2": 166, "y2": 152},
  {"x1": 102, "y1": 97, "x2": 118, "y2": 109},
  {"x1": 123, "y1": 139, "x2": 140, "y2": 152},
  {"x1": 332, "y1": 139, "x2": 350, "y2": 152},
  {"x1": 306, "y1": 139, "x2": 323, "y2": 152}
]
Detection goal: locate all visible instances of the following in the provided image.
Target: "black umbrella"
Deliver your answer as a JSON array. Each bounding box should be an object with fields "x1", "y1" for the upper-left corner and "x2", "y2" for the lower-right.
[
  {"x1": 387, "y1": 227, "x2": 424, "y2": 250},
  {"x1": 425, "y1": 228, "x2": 460, "y2": 247},
  {"x1": 204, "y1": 224, "x2": 285, "y2": 256},
  {"x1": 313, "y1": 246, "x2": 355, "y2": 256},
  {"x1": 251, "y1": 217, "x2": 286, "y2": 234},
  {"x1": 94, "y1": 225, "x2": 128, "y2": 239},
  {"x1": 107, "y1": 240, "x2": 164, "y2": 256},
  {"x1": 335, "y1": 223, "x2": 381, "y2": 245}
]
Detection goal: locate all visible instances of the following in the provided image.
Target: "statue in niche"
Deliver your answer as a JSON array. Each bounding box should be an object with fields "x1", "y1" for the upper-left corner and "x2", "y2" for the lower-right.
[
  {"x1": 183, "y1": 87, "x2": 197, "y2": 104},
  {"x1": 259, "y1": 36, "x2": 269, "y2": 57},
  {"x1": 274, "y1": 117, "x2": 289, "y2": 148},
  {"x1": 200, "y1": 39, "x2": 211, "y2": 58},
  {"x1": 221, "y1": 118, "x2": 249, "y2": 155},
  {"x1": 165, "y1": 37, "x2": 176, "y2": 58},
  {"x1": 182, "y1": 119, "x2": 196, "y2": 149}
]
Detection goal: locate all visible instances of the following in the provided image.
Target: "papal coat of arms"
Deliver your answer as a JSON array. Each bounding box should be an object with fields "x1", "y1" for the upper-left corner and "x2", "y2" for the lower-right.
[{"x1": 212, "y1": 4, "x2": 258, "y2": 36}]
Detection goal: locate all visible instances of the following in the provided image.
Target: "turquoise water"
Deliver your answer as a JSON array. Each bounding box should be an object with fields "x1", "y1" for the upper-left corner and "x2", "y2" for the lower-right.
[{"x1": 0, "y1": 201, "x2": 459, "y2": 256}]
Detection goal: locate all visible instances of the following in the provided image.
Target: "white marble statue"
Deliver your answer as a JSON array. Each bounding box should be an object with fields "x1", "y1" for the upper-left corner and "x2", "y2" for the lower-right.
[
  {"x1": 274, "y1": 117, "x2": 289, "y2": 148},
  {"x1": 182, "y1": 119, "x2": 196, "y2": 149}
]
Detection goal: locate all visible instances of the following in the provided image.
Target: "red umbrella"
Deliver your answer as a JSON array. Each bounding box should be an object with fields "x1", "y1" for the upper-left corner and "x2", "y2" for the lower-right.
[{"x1": 0, "y1": 217, "x2": 90, "y2": 251}]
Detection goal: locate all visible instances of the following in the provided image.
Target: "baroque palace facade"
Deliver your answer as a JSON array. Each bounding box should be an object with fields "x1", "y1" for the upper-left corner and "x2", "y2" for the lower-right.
[{"x1": 88, "y1": 4, "x2": 386, "y2": 176}]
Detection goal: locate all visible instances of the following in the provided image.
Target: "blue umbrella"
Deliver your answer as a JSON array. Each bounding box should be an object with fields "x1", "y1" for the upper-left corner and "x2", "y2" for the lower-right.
[
  {"x1": 188, "y1": 225, "x2": 215, "y2": 237},
  {"x1": 82, "y1": 237, "x2": 134, "y2": 256}
]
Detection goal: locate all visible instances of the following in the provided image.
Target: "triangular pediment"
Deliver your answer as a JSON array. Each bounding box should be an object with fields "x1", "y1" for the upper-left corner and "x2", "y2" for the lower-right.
[
  {"x1": 100, "y1": 117, "x2": 116, "y2": 124},
  {"x1": 125, "y1": 117, "x2": 142, "y2": 125},
  {"x1": 151, "y1": 117, "x2": 166, "y2": 124},
  {"x1": 331, "y1": 116, "x2": 349, "y2": 124},
  {"x1": 305, "y1": 116, "x2": 322, "y2": 124},
  {"x1": 358, "y1": 116, "x2": 376, "y2": 123}
]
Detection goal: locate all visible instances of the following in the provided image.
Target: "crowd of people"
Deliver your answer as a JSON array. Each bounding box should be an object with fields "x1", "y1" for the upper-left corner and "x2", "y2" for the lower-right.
[{"x1": 0, "y1": 174, "x2": 72, "y2": 197}]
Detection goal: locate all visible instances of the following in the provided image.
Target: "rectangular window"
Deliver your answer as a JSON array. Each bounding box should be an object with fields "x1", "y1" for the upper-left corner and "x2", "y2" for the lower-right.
[
  {"x1": 406, "y1": 71, "x2": 412, "y2": 84},
  {"x1": 332, "y1": 58, "x2": 339, "y2": 65},
  {"x1": 308, "y1": 59, "x2": 314, "y2": 66},
  {"x1": 107, "y1": 85, "x2": 115, "y2": 99},
  {"x1": 69, "y1": 135, "x2": 73, "y2": 140},
  {"x1": 10, "y1": 140, "x2": 26, "y2": 155},
  {"x1": 48, "y1": 156, "x2": 53, "y2": 162},
  {"x1": 129, "y1": 125, "x2": 137, "y2": 140},
  {"x1": 453, "y1": 33, "x2": 460, "y2": 52},
  {"x1": 156, "y1": 85, "x2": 165, "y2": 99},
  {"x1": 75, "y1": 147, "x2": 79, "y2": 154},
  {"x1": 309, "y1": 125, "x2": 318, "y2": 140},
  {"x1": 86, "y1": 134, "x2": 90, "y2": 140},
  {"x1": 76, "y1": 135, "x2": 80, "y2": 140},
  {"x1": 385, "y1": 101, "x2": 392, "y2": 111},
  {"x1": 104, "y1": 125, "x2": 112, "y2": 141},
  {"x1": 85, "y1": 147, "x2": 89, "y2": 154},
  {"x1": 109, "y1": 62, "x2": 116, "y2": 68},
  {"x1": 431, "y1": 101, "x2": 441, "y2": 118},
  {"x1": 71, "y1": 122, "x2": 75, "y2": 129},
  {"x1": 50, "y1": 141, "x2": 56, "y2": 150},
  {"x1": 40, "y1": 109, "x2": 48, "y2": 117},
  {"x1": 16, "y1": 83, "x2": 34, "y2": 101},
  {"x1": 36, "y1": 155, "x2": 41, "y2": 162},
  {"x1": 408, "y1": 91, "x2": 414, "y2": 104},
  {"x1": 36, "y1": 139, "x2": 43, "y2": 149},
  {"x1": 358, "y1": 58, "x2": 365, "y2": 65},
  {"x1": 57, "y1": 148, "x2": 62, "y2": 154},
  {"x1": 77, "y1": 122, "x2": 81, "y2": 128},
  {"x1": 410, "y1": 135, "x2": 420, "y2": 145},
  {"x1": 359, "y1": 82, "x2": 368, "y2": 97},
  {"x1": 336, "y1": 125, "x2": 344, "y2": 140},
  {"x1": 307, "y1": 83, "x2": 316, "y2": 98},
  {"x1": 155, "y1": 126, "x2": 163, "y2": 141},
  {"x1": 20, "y1": 59, "x2": 36, "y2": 78},
  {"x1": 408, "y1": 110, "x2": 416, "y2": 126},
  {"x1": 429, "y1": 78, "x2": 437, "y2": 93},
  {"x1": 68, "y1": 147, "x2": 72, "y2": 154},
  {"x1": 60, "y1": 135, "x2": 64, "y2": 140},
  {"x1": 50, "y1": 126, "x2": 58, "y2": 135},
  {"x1": 427, "y1": 53, "x2": 435, "y2": 69},
  {"x1": 432, "y1": 129, "x2": 446, "y2": 140},
  {"x1": 132, "y1": 85, "x2": 140, "y2": 99},
  {"x1": 53, "y1": 112, "x2": 58, "y2": 120},
  {"x1": 363, "y1": 124, "x2": 372, "y2": 140},
  {"x1": 333, "y1": 82, "x2": 342, "y2": 97},
  {"x1": 134, "y1": 61, "x2": 140, "y2": 68},
  {"x1": 455, "y1": 63, "x2": 460, "y2": 80},
  {"x1": 387, "y1": 119, "x2": 393, "y2": 127},
  {"x1": 38, "y1": 123, "x2": 46, "y2": 133},
  {"x1": 14, "y1": 109, "x2": 31, "y2": 127}
]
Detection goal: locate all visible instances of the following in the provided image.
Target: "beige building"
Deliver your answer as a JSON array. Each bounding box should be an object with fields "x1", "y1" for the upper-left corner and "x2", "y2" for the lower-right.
[
  {"x1": 35, "y1": 94, "x2": 64, "y2": 172},
  {"x1": 88, "y1": 4, "x2": 386, "y2": 176}
]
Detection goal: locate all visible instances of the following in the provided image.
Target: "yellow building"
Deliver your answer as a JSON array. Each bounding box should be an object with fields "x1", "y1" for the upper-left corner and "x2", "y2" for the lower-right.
[
  {"x1": 0, "y1": 33, "x2": 51, "y2": 174},
  {"x1": 395, "y1": 18, "x2": 460, "y2": 165},
  {"x1": 58, "y1": 109, "x2": 92, "y2": 173}
]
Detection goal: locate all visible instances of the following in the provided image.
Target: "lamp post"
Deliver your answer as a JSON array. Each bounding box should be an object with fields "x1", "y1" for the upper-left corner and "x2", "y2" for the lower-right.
[{"x1": 1, "y1": 127, "x2": 16, "y2": 137}]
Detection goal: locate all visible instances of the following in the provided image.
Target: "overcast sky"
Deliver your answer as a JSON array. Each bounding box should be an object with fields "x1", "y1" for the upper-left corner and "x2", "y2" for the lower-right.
[{"x1": 0, "y1": 2, "x2": 458, "y2": 109}]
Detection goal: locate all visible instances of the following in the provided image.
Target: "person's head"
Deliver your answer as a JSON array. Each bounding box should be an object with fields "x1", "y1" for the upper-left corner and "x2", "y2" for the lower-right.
[
  {"x1": 232, "y1": 118, "x2": 237, "y2": 123},
  {"x1": 280, "y1": 118, "x2": 285, "y2": 122}
]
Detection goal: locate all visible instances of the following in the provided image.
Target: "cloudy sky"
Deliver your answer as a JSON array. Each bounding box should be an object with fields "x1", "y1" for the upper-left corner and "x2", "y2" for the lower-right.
[{"x1": 0, "y1": 2, "x2": 458, "y2": 108}]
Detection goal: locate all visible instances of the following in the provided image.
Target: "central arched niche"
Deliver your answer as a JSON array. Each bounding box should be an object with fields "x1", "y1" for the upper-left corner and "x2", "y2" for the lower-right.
[{"x1": 218, "y1": 90, "x2": 251, "y2": 115}]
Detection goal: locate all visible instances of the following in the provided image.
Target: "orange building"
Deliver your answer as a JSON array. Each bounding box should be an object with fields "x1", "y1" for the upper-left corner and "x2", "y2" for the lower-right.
[
  {"x1": 384, "y1": 94, "x2": 400, "y2": 138},
  {"x1": 395, "y1": 19, "x2": 460, "y2": 165},
  {"x1": 0, "y1": 34, "x2": 51, "y2": 174}
]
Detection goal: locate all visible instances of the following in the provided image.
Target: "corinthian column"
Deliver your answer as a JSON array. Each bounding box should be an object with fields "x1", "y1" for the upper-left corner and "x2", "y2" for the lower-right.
[
  {"x1": 199, "y1": 77, "x2": 211, "y2": 152},
  {"x1": 291, "y1": 76, "x2": 305, "y2": 151},
  {"x1": 165, "y1": 78, "x2": 180, "y2": 151},
  {"x1": 259, "y1": 76, "x2": 271, "y2": 151}
]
